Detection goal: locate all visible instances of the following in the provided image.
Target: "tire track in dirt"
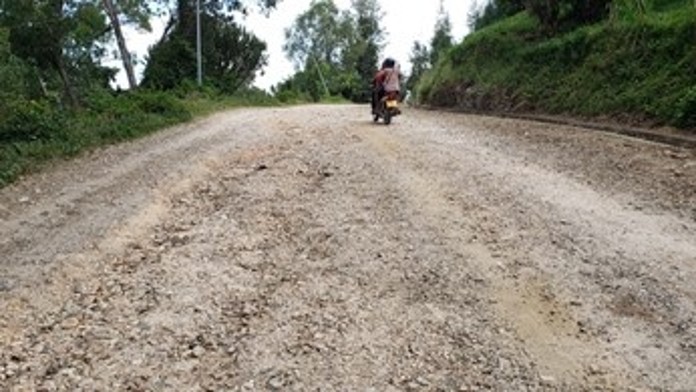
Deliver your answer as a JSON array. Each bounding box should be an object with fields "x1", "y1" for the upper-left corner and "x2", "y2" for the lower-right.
[
  {"x1": 206, "y1": 116, "x2": 545, "y2": 390},
  {"x1": 353, "y1": 108, "x2": 696, "y2": 389},
  {"x1": 402, "y1": 110, "x2": 696, "y2": 389},
  {"x1": 0, "y1": 111, "x2": 264, "y2": 272},
  {"x1": 354, "y1": 124, "x2": 637, "y2": 389}
]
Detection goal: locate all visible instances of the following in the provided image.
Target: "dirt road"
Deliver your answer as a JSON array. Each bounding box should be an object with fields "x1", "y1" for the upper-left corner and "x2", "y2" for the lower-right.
[{"x1": 1, "y1": 105, "x2": 695, "y2": 391}]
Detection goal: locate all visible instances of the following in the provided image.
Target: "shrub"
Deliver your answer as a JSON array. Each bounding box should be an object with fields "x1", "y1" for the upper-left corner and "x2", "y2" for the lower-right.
[
  {"x1": 0, "y1": 85, "x2": 281, "y2": 188},
  {"x1": 673, "y1": 87, "x2": 696, "y2": 128},
  {"x1": 0, "y1": 100, "x2": 67, "y2": 143},
  {"x1": 131, "y1": 90, "x2": 191, "y2": 120}
]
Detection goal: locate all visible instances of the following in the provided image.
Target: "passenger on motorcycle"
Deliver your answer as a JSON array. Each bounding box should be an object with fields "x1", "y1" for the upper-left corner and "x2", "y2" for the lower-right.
[{"x1": 372, "y1": 58, "x2": 401, "y2": 114}]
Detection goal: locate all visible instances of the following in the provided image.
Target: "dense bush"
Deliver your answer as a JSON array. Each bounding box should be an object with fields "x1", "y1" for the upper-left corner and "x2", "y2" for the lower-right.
[
  {"x1": 141, "y1": 37, "x2": 197, "y2": 91},
  {"x1": 0, "y1": 100, "x2": 67, "y2": 143},
  {"x1": 673, "y1": 87, "x2": 696, "y2": 128}
]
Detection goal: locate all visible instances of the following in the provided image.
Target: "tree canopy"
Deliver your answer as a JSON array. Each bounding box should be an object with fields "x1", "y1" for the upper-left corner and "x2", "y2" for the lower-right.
[
  {"x1": 279, "y1": 0, "x2": 384, "y2": 103},
  {"x1": 430, "y1": 2, "x2": 453, "y2": 66},
  {"x1": 142, "y1": 1, "x2": 268, "y2": 91},
  {"x1": 0, "y1": 0, "x2": 281, "y2": 108}
]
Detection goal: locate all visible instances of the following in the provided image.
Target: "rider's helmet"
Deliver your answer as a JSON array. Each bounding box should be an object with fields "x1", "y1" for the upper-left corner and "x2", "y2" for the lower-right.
[{"x1": 382, "y1": 58, "x2": 396, "y2": 69}]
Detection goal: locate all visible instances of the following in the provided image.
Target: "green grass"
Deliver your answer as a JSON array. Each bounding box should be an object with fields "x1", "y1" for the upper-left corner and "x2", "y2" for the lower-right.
[
  {"x1": 0, "y1": 88, "x2": 280, "y2": 188},
  {"x1": 417, "y1": 6, "x2": 696, "y2": 130}
]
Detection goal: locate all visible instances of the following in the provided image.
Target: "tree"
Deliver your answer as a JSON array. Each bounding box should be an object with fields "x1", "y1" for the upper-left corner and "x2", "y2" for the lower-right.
[
  {"x1": 348, "y1": 0, "x2": 384, "y2": 102},
  {"x1": 0, "y1": 28, "x2": 30, "y2": 105},
  {"x1": 0, "y1": 0, "x2": 113, "y2": 107},
  {"x1": 405, "y1": 41, "x2": 430, "y2": 95},
  {"x1": 142, "y1": 0, "x2": 269, "y2": 91},
  {"x1": 283, "y1": 0, "x2": 349, "y2": 67},
  {"x1": 206, "y1": 18, "x2": 267, "y2": 92},
  {"x1": 101, "y1": 0, "x2": 158, "y2": 90},
  {"x1": 130, "y1": 0, "x2": 281, "y2": 90},
  {"x1": 181, "y1": 0, "x2": 281, "y2": 14},
  {"x1": 282, "y1": 0, "x2": 385, "y2": 102},
  {"x1": 1, "y1": 0, "x2": 74, "y2": 105},
  {"x1": 430, "y1": 1, "x2": 453, "y2": 66},
  {"x1": 282, "y1": 0, "x2": 353, "y2": 100}
]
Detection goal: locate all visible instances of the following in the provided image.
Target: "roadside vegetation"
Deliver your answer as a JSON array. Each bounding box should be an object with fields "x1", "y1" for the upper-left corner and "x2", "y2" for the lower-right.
[
  {"x1": 273, "y1": 0, "x2": 384, "y2": 104},
  {"x1": 274, "y1": 0, "x2": 458, "y2": 107},
  {"x1": 0, "y1": 0, "x2": 282, "y2": 187},
  {"x1": 413, "y1": 0, "x2": 696, "y2": 130},
  {"x1": 0, "y1": 85, "x2": 276, "y2": 187}
]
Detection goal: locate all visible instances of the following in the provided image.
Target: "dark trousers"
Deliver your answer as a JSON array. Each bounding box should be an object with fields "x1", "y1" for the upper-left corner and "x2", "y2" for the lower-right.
[{"x1": 371, "y1": 88, "x2": 385, "y2": 111}]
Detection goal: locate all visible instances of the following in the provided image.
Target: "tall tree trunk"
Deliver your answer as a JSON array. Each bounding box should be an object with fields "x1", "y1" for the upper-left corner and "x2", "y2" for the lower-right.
[
  {"x1": 55, "y1": 56, "x2": 78, "y2": 108},
  {"x1": 103, "y1": 0, "x2": 137, "y2": 89},
  {"x1": 47, "y1": 0, "x2": 77, "y2": 106}
]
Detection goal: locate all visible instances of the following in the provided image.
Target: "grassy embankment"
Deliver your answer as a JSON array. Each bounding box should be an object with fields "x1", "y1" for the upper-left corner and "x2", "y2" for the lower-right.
[
  {"x1": 417, "y1": 1, "x2": 696, "y2": 130},
  {"x1": 0, "y1": 88, "x2": 277, "y2": 188}
]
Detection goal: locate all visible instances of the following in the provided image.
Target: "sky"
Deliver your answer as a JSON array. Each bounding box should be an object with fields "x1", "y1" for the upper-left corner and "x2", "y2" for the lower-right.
[{"x1": 110, "y1": 0, "x2": 477, "y2": 90}]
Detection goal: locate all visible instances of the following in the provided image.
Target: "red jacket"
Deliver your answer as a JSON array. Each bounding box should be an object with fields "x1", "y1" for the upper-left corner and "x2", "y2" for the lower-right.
[{"x1": 373, "y1": 66, "x2": 400, "y2": 92}]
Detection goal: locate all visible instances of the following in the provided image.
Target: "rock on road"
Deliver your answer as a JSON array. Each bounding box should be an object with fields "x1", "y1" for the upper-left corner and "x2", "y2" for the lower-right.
[{"x1": 1, "y1": 105, "x2": 695, "y2": 391}]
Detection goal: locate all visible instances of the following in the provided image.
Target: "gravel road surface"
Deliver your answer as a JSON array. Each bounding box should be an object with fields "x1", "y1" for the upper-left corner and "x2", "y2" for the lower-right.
[{"x1": 1, "y1": 105, "x2": 695, "y2": 390}]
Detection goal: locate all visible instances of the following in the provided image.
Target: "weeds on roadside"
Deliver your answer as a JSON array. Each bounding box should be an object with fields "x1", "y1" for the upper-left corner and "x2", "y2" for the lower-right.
[
  {"x1": 417, "y1": 2, "x2": 696, "y2": 130},
  {"x1": 0, "y1": 88, "x2": 279, "y2": 188}
]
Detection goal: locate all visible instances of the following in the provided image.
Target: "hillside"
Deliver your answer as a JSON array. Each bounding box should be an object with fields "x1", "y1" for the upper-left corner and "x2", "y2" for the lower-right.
[{"x1": 417, "y1": 2, "x2": 696, "y2": 130}]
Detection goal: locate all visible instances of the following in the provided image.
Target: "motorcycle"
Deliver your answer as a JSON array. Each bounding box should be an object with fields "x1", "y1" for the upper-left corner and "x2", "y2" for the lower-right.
[{"x1": 373, "y1": 91, "x2": 401, "y2": 125}]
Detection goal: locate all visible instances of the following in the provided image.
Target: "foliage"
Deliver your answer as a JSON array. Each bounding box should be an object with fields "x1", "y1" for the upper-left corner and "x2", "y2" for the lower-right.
[
  {"x1": 0, "y1": 0, "x2": 115, "y2": 106},
  {"x1": 283, "y1": 0, "x2": 353, "y2": 67},
  {"x1": 0, "y1": 88, "x2": 279, "y2": 187},
  {"x1": 142, "y1": 1, "x2": 267, "y2": 92},
  {"x1": 673, "y1": 86, "x2": 696, "y2": 128},
  {"x1": 524, "y1": 0, "x2": 561, "y2": 34},
  {"x1": 0, "y1": 28, "x2": 30, "y2": 103},
  {"x1": 403, "y1": 4, "x2": 455, "y2": 98},
  {"x1": 111, "y1": 0, "x2": 162, "y2": 31},
  {"x1": 274, "y1": 63, "x2": 334, "y2": 102},
  {"x1": 142, "y1": 35, "x2": 197, "y2": 90},
  {"x1": 568, "y1": 0, "x2": 611, "y2": 24},
  {"x1": 0, "y1": 0, "x2": 284, "y2": 188},
  {"x1": 346, "y1": 0, "x2": 384, "y2": 102},
  {"x1": 473, "y1": 0, "x2": 613, "y2": 36},
  {"x1": 405, "y1": 41, "x2": 430, "y2": 96},
  {"x1": 469, "y1": 0, "x2": 525, "y2": 31},
  {"x1": 0, "y1": 100, "x2": 67, "y2": 143},
  {"x1": 178, "y1": 0, "x2": 281, "y2": 14},
  {"x1": 430, "y1": 3, "x2": 454, "y2": 65},
  {"x1": 525, "y1": 0, "x2": 612, "y2": 34},
  {"x1": 280, "y1": 0, "x2": 384, "y2": 103},
  {"x1": 417, "y1": 6, "x2": 696, "y2": 130}
]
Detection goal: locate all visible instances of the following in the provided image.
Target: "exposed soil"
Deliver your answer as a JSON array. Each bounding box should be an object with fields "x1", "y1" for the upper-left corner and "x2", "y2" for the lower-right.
[{"x1": 1, "y1": 105, "x2": 695, "y2": 390}]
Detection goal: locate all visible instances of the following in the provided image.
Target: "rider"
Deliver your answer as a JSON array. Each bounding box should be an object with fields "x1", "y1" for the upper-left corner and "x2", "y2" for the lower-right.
[{"x1": 372, "y1": 58, "x2": 401, "y2": 113}]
